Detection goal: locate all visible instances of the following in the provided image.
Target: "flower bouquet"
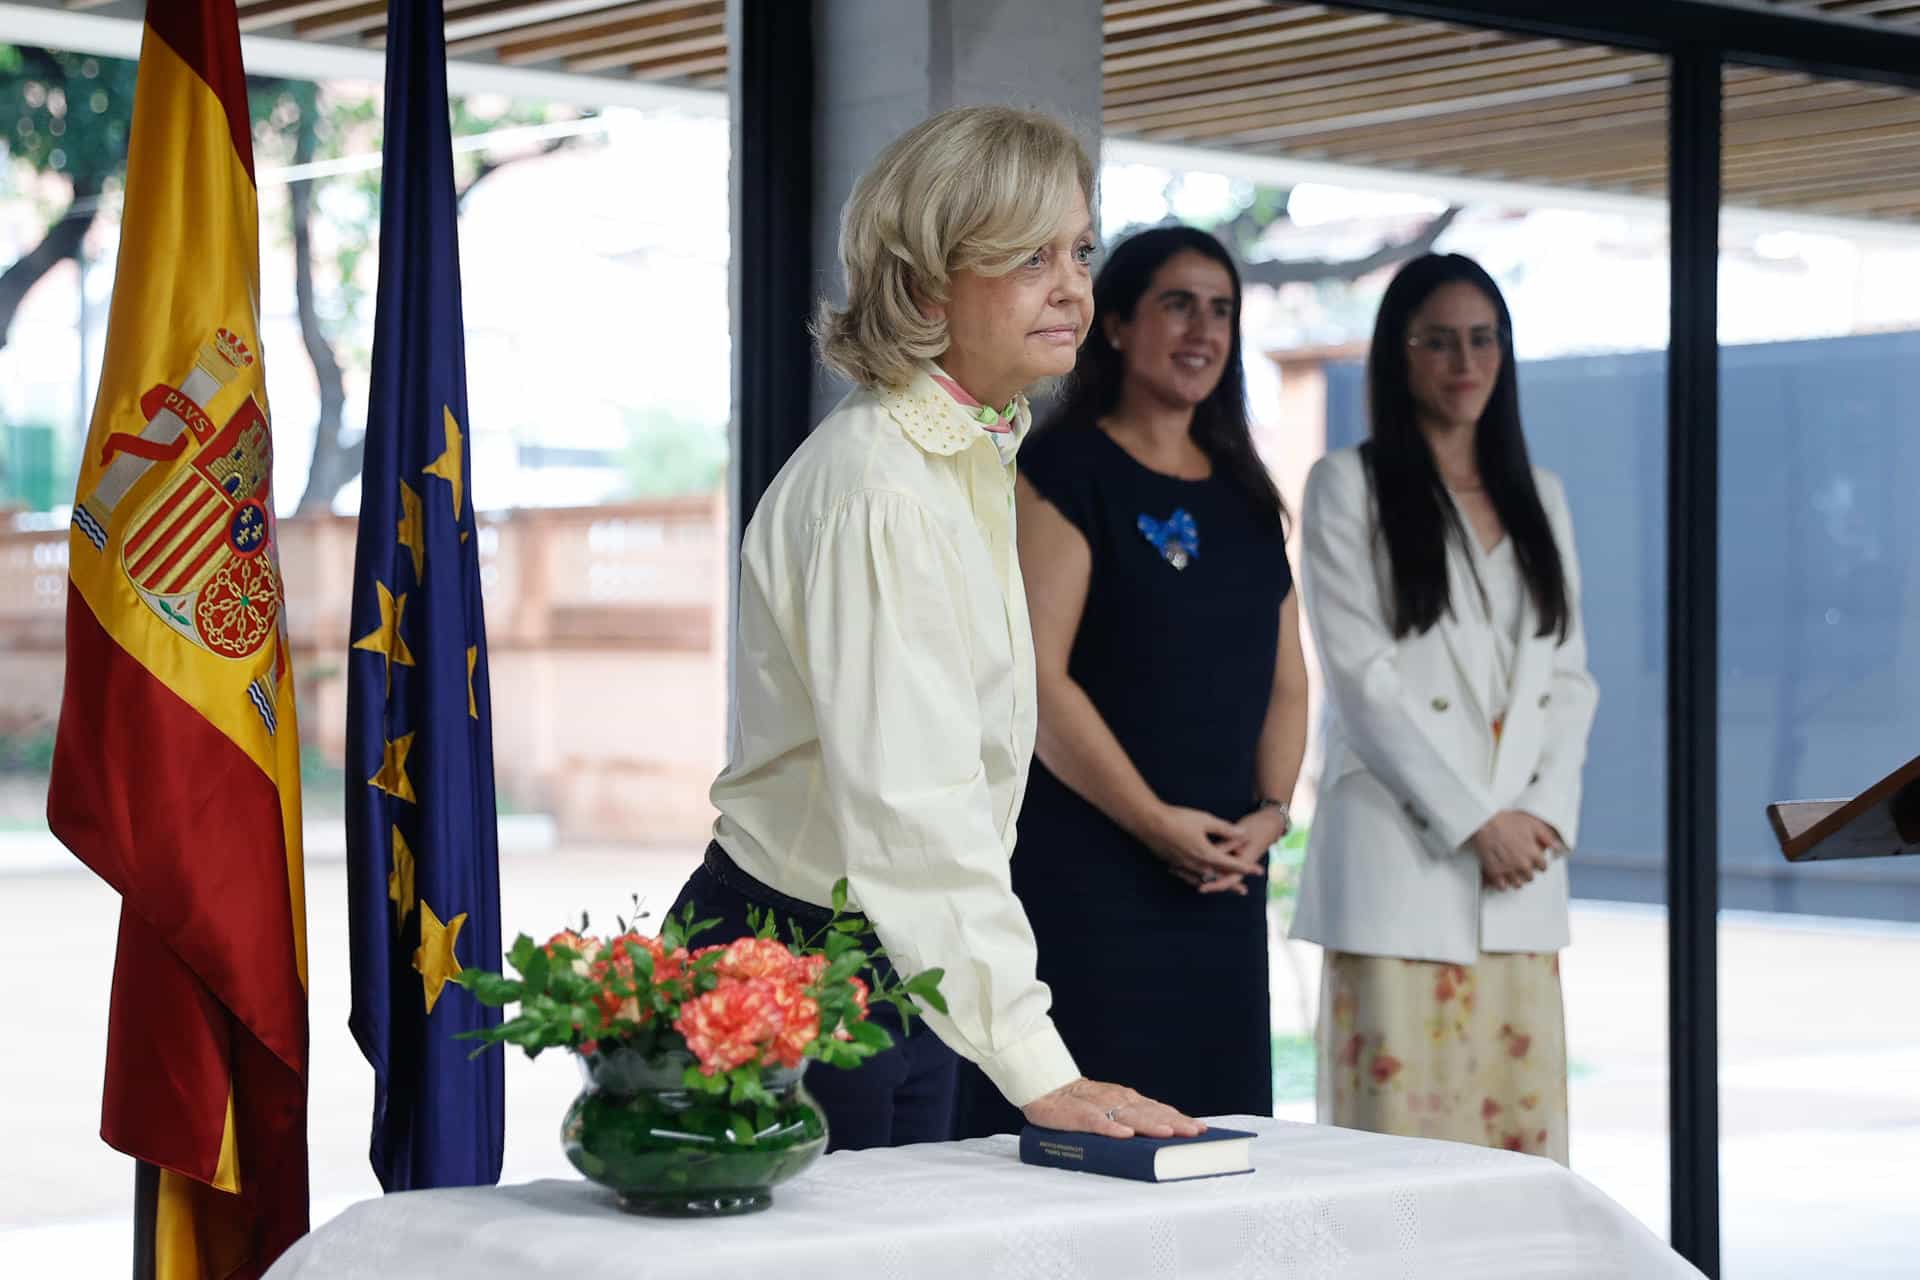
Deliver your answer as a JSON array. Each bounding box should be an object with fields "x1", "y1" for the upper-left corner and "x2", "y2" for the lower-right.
[{"x1": 454, "y1": 880, "x2": 946, "y2": 1217}]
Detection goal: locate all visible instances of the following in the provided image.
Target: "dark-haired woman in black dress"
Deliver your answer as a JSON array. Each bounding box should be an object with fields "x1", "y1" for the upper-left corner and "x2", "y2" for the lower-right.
[{"x1": 956, "y1": 227, "x2": 1308, "y2": 1136}]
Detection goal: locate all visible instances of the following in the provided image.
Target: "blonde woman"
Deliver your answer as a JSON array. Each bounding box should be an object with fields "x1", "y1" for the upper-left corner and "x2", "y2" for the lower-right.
[
  {"x1": 1293, "y1": 253, "x2": 1597, "y2": 1163},
  {"x1": 668, "y1": 107, "x2": 1204, "y2": 1151}
]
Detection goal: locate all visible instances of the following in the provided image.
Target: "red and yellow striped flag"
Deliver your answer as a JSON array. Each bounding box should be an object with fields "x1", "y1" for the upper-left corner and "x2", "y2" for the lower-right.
[{"x1": 47, "y1": 2, "x2": 309, "y2": 1275}]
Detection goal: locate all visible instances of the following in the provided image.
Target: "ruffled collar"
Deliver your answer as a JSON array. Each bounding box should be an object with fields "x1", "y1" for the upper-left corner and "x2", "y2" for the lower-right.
[{"x1": 878, "y1": 361, "x2": 1033, "y2": 458}]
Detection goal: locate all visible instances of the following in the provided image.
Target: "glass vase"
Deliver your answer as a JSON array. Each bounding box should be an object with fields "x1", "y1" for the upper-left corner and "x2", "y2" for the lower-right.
[{"x1": 561, "y1": 1044, "x2": 828, "y2": 1217}]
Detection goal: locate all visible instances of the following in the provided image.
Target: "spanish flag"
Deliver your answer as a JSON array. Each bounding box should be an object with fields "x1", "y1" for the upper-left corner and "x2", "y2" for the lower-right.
[{"x1": 47, "y1": 2, "x2": 309, "y2": 1276}]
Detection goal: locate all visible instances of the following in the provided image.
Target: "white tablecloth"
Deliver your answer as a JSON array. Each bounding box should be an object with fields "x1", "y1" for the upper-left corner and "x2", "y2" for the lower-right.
[{"x1": 267, "y1": 1118, "x2": 1701, "y2": 1279}]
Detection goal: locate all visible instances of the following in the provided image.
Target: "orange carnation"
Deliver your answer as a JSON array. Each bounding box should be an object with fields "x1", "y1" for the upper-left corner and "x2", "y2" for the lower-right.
[
  {"x1": 793, "y1": 953, "x2": 828, "y2": 985},
  {"x1": 588, "y1": 980, "x2": 642, "y2": 1027},
  {"x1": 612, "y1": 933, "x2": 689, "y2": 984},
  {"x1": 588, "y1": 934, "x2": 687, "y2": 1026},
  {"x1": 543, "y1": 929, "x2": 603, "y2": 975},
  {"x1": 587, "y1": 949, "x2": 641, "y2": 1024},
  {"x1": 675, "y1": 978, "x2": 784, "y2": 1074},
  {"x1": 713, "y1": 937, "x2": 802, "y2": 983},
  {"x1": 764, "y1": 979, "x2": 821, "y2": 1069}
]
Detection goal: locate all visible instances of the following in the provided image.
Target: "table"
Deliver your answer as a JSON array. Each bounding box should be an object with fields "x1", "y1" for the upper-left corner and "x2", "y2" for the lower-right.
[{"x1": 266, "y1": 1117, "x2": 1702, "y2": 1278}]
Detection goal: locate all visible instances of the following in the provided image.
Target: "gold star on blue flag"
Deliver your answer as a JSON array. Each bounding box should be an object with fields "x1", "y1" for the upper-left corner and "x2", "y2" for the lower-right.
[{"x1": 343, "y1": 0, "x2": 502, "y2": 1194}]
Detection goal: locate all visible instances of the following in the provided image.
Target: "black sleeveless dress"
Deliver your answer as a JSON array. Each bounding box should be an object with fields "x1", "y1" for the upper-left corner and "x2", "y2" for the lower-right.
[{"x1": 955, "y1": 424, "x2": 1291, "y2": 1135}]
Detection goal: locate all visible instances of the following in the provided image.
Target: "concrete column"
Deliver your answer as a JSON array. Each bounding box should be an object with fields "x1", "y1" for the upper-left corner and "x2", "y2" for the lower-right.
[{"x1": 809, "y1": 0, "x2": 1104, "y2": 419}]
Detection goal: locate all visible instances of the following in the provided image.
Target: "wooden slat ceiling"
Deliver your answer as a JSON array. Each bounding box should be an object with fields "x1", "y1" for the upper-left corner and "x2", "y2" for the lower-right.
[
  {"x1": 225, "y1": 0, "x2": 733, "y2": 86},
  {"x1": 1104, "y1": 0, "x2": 1920, "y2": 224},
  {"x1": 206, "y1": 0, "x2": 1920, "y2": 222}
]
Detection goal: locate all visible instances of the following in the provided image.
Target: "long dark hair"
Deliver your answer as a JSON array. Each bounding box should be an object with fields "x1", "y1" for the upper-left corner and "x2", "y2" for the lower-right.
[
  {"x1": 1364, "y1": 252, "x2": 1569, "y2": 640},
  {"x1": 1043, "y1": 226, "x2": 1286, "y2": 533}
]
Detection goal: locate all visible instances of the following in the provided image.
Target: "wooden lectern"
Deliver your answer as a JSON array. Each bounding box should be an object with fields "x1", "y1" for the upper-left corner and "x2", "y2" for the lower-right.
[{"x1": 1768, "y1": 753, "x2": 1920, "y2": 862}]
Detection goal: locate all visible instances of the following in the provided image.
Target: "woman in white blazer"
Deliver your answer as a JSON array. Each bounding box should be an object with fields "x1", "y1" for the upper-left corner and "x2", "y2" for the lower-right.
[{"x1": 1293, "y1": 253, "x2": 1597, "y2": 1163}]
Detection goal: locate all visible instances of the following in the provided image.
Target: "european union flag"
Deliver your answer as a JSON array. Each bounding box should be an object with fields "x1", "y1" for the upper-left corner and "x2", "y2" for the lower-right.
[{"x1": 345, "y1": 0, "x2": 503, "y2": 1192}]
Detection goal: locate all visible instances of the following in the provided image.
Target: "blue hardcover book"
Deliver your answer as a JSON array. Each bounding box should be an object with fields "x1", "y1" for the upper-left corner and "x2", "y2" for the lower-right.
[{"x1": 1018, "y1": 1125, "x2": 1257, "y2": 1183}]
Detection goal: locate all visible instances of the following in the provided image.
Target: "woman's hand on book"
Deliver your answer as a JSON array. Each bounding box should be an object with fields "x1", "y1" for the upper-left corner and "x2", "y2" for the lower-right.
[{"x1": 1022, "y1": 1078, "x2": 1207, "y2": 1139}]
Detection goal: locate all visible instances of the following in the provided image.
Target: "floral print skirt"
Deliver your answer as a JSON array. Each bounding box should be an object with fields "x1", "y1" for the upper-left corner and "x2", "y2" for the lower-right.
[{"x1": 1317, "y1": 950, "x2": 1569, "y2": 1165}]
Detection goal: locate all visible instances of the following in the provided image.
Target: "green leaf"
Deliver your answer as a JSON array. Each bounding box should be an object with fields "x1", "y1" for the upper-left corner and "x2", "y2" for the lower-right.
[
  {"x1": 831, "y1": 878, "x2": 849, "y2": 914},
  {"x1": 728, "y1": 1116, "x2": 754, "y2": 1145},
  {"x1": 708, "y1": 1068, "x2": 784, "y2": 1112},
  {"x1": 686, "y1": 1067, "x2": 727, "y2": 1095},
  {"x1": 849, "y1": 1020, "x2": 893, "y2": 1051},
  {"x1": 624, "y1": 937, "x2": 655, "y2": 981},
  {"x1": 815, "y1": 1038, "x2": 856, "y2": 1068},
  {"x1": 824, "y1": 952, "x2": 865, "y2": 984},
  {"x1": 502, "y1": 1020, "x2": 549, "y2": 1049},
  {"x1": 506, "y1": 934, "x2": 537, "y2": 973},
  {"x1": 521, "y1": 948, "x2": 550, "y2": 994},
  {"x1": 569, "y1": 1003, "x2": 600, "y2": 1036},
  {"x1": 906, "y1": 969, "x2": 949, "y2": 1015},
  {"x1": 462, "y1": 972, "x2": 525, "y2": 1006}
]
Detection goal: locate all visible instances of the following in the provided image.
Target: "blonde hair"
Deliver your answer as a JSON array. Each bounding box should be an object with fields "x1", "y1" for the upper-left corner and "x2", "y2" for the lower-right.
[{"x1": 814, "y1": 106, "x2": 1095, "y2": 390}]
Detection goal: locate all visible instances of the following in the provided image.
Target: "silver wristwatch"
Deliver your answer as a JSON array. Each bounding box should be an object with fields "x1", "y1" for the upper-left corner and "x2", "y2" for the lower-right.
[{"x1": 1257, "y1": 796, "x2": 1292, "y2": 834}]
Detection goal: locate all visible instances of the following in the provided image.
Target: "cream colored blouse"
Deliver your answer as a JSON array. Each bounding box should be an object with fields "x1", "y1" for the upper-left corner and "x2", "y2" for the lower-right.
[{"x1": 709, "y1": 365, "x2": 1077, "y2": 1107}]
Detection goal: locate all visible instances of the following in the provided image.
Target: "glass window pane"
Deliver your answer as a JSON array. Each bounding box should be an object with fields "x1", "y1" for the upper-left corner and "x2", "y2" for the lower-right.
[{"x1": 1718, "y1": 60, "x2": 1920, "y2": 1277}]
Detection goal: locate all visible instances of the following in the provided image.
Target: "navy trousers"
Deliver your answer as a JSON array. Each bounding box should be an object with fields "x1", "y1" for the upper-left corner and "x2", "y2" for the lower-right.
[{"x1": 667, "y1": 846, "x2": 958, "y2": 1151}]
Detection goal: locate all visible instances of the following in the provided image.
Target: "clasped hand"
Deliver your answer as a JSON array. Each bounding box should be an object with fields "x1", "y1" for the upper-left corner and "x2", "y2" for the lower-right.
[
  {"x1": 1470, "y1": 810, "x2": 1564, "y2": 891},
  {"x1": 1143, "y1": 803, "x2": 1282, "y2": 896}
]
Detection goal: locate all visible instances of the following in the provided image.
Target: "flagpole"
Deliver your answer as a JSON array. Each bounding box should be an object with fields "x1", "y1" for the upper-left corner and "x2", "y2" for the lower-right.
[{"x1": 131, "y1": 1159, "x2": 157, "y2": 1280}]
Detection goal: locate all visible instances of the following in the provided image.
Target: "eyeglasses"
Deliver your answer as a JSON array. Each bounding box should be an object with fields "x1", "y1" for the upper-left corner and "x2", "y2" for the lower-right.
[{"x1": 1407, "y1": 326, "x2": 1504, "y2": 358}]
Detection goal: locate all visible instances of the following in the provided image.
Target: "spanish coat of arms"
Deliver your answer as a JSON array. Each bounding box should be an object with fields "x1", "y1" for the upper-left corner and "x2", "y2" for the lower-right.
[{"x1": 72, "y1": 327, "x2": 287, "y2": 728}]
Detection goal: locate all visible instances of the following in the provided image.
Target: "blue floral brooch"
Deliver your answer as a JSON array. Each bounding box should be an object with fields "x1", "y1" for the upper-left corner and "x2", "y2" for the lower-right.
[{"x1": 1137, "y1": 508, "x2": 1199, "y2": 571}]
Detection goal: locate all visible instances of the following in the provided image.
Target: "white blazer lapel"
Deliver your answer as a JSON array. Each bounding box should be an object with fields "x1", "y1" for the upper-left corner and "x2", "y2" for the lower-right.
[
  {"x1": 1434, "y1": 533, "x2": 1496, "y2": 725},
  {"x1": 1491, "y1": 589, "x2": 1553, "y2": 798}
]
